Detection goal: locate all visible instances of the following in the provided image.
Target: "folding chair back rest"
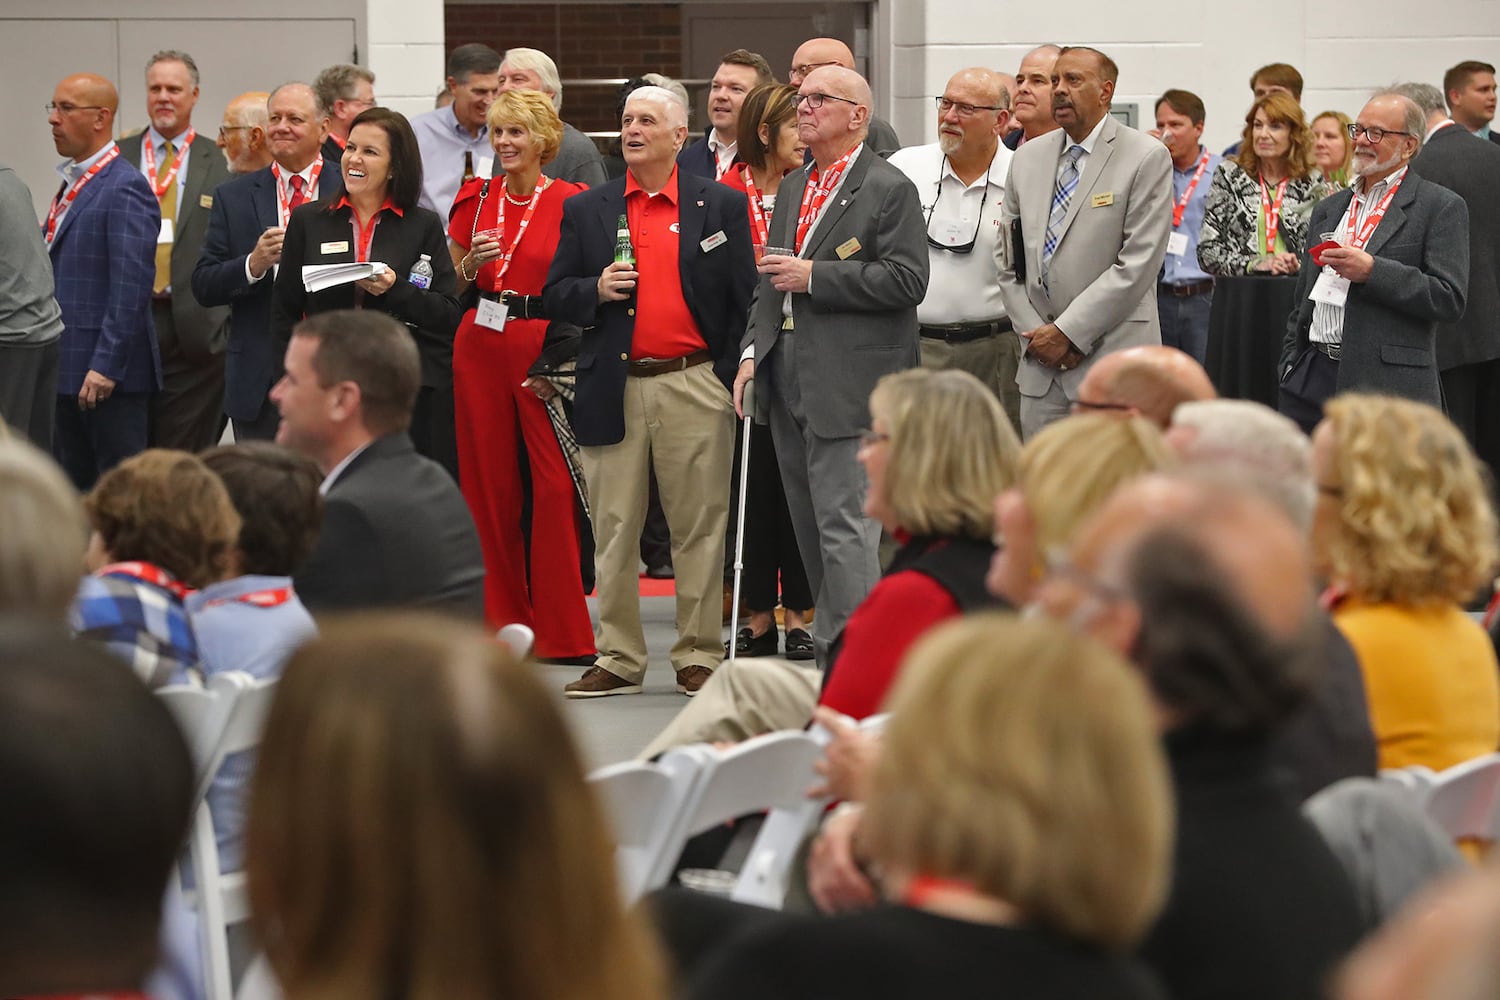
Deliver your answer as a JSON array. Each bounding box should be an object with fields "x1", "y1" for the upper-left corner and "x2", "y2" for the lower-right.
[
  {"x1": 681, "y1": 731, "x2": 826, "y2": 837},
  {"x1": 1425, "y1": 752, "x2": 1500, "y2": 841},
  {"x1": 158, "y1": 673, "x2": 248, "y2": 806},
  {"x1": 590, "y1": 754, "x2": 703, "y2": 902}
]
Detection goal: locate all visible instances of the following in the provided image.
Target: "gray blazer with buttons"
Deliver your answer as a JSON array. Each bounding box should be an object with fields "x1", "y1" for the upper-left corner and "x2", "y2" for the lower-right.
[{"x1": 1279, "y1": 172, "x2": 1469, "y2": 406}]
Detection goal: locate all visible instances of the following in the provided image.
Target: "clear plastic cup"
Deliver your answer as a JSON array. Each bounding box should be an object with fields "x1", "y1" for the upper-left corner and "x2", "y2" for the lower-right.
[{"x1": 677, "y1": 868, "x2": 738, "y2": 897}]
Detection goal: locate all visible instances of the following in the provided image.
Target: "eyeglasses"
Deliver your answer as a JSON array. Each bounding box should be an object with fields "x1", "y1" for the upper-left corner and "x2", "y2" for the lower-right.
[
  {"x1": 217, "y1": 125, "x2": 253, "y2": 139},
  {"x1": 1070, "y1": 398, "x2": 1134, "y2": 414},
  {"x1": 935, "y1": 97, "x2": 1004, "y2": 118},
  {"x1": 45, "y1": 102, "x2": 104, "y2": 115},
  {"x1": 924, "y1": 158, "x2": 989, "y2": 254},
  {"x1": 858, "y1": 429, "x2": 890, "y2": 448},
  {"x1": 1043, "y1": 549, "x2": 1131, "y2": 604},
  {"x1": 1346, "y1": 122, "x2": 1412, "y2": 143},
  {"x1": 796, "y1": 92, "x2": 859, "y2": 110},
  {"x1": 790, "y1": 60, "x2": 840, "y2": 79}
]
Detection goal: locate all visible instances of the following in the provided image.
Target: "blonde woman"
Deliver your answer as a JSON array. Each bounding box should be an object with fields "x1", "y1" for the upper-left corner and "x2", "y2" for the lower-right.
[
  {"x1": 247, "y1": 615, "x2": 663, "y2": 1000},
  {"x1": 1312, "y1": 394, "x2": 1500, "y2": 771},
  {"x1": 687, "y1": 614, "x2": 1173, "y2": 1000},
  {"x1": 1311, "y1": 110, "x2": 1354, "y2": 188}
]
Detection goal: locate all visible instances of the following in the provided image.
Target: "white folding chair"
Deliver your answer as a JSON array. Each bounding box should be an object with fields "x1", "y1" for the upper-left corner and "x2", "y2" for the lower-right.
[
  {"x1": 1424, "y1": 752, "x2": 1500, "y2": 841},
  {"x1": 181, "y1": 674, "x2": 280, "y2": 1000},
  {"x1": 497, "y1": 623, "x2": 535, "y2": 660},
  {"x1": 590, "y1": 752, "x2": 704, "y2": 903},
  {"x1": 1378, "y1": 765, "x2": 1439, "y2": 802},
  {"x1": 650, "y1": 730, "x2": 827, "y2": 895},
  {"x1": 158, "y1": 672, "x2": 248, "y2": 808},
  {"x1": 234, "y1": 953, "x2": 282, "y2": 1000}
]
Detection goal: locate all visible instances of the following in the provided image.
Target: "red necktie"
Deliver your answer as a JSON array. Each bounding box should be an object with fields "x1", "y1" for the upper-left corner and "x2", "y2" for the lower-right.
[{"x1": 288, "y1": 174, "x2": 306, "y2": 209}]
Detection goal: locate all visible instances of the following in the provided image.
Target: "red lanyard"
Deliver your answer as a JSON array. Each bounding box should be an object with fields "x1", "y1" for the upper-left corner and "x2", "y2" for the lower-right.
[
  {"x1": 271, "y1": 160, "x2": 325, "y2": 227},
  {"x1": 490, "y1": 176, "x2": 551, "y2": 289},
  {"x1": 795, "y1": 146, "x2": 857, "y2": 254},
  {"x1": 902, "y1": 874, "x2": 981, "y2": 908},
  {"x1": 201, "y1": 586, "x2": 294, "y2": 610},
  {"x1": 45, "y1": 145, "x2": 120, "y2": 244},
  {"x1": 1172, "y1": 152, "x2": 1211, "y2": 229},
  {"x1": 97, "y1": 561, "x2": 194, "y2": 601},
  {"x1": 1343, "y1": 174, "x2": 1405, "y2": 250},
  {"x1": 737, "y1": 163, "x2": 770, "y2": 248},
  {"x1": 142, "y1": 128, "x2": 195, "y2": 198},
  {"x1": 1259, "y1": 174, "x2": 1288, "y2": 254}
]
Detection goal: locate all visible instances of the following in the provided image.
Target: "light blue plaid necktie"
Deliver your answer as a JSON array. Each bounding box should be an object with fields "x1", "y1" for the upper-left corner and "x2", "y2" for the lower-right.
[{"x1": 1041, "y1": 144, "x2": 1085, "y2": 277}]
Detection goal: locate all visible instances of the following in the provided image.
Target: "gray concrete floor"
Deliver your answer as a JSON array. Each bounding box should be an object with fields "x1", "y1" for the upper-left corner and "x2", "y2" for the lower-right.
[{"x1": 536, "y1": 594, "x2": 797, "y2": 771}]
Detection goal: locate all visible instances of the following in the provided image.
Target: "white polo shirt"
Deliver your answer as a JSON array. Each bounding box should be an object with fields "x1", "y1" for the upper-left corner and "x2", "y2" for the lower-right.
[{"x1": 887, "y1": 141, "x2": 1011, "y2": 326}]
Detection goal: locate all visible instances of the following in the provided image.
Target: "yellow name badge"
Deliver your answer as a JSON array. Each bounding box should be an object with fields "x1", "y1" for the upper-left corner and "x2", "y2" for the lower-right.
[
  {"x1": 835, "y1": 237, "x2": 862, "y2": 259},
  {"x1": 199, "y1": 194, "x2": 214, "y2": 209},
  {"x1": 1092, "y1": 192, "x2": 1115, "y2": 208},
  {"x1": 321, "y1": 241, "x2": 350, "y2": 255}
]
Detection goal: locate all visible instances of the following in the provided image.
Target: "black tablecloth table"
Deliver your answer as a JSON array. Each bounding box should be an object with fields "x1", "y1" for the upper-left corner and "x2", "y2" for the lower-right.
[{"x1": 1205, "y1": 274, "x2": 1301, "y2": 407}]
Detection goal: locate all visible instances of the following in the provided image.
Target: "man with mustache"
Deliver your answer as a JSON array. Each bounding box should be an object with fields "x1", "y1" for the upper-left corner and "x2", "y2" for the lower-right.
[
  {"x1": 994, "y1": 45, "x2": 1173, "y2": 438},
  {"x1": 120, "y1": 50, "x2": 231, "y2": 453},
  {"x1": 1279, "y1": 92, "x2": 1469, "y2": 431},
  {"x1": 889, "y1": 67, "x2": 1020, "y2": 428},
  {"x1": 679, "y1": 49, "x2": 773, "y2": 180}
]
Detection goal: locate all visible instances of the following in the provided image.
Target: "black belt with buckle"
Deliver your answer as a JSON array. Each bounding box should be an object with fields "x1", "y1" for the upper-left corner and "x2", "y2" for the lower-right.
[
  {"x1": 1159, "y1": 278, "x2": 1215, "y2": 298},
  {"x1": 1314, "y1": 341, "x2": 1342, "y2": 361},
  {"x1": 919, "y1": 319, "x2": 1013, "y2": 344},
  {"x1": 478, "y1": 290, "x2": 545, "y2": 321},
  {"x1": 627, "y1": 349, "x2": 713, "y2": 378}
]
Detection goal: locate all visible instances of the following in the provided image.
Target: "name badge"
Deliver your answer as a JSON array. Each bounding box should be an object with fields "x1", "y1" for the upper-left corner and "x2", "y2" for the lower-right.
[
  {"x1": 1309, "y1": 267, "x2": 1351, "y2": 308},
  {"x1": 1092, "y1": 192, "x2": 1115, "y2": 208},
  {"x1": 199, "y1": 194, "x2": 214, "y2": 209},
  {"x1": 1166, "y1": 231, "x2": 1189, "y2": 257},
  {"x1": 835, "y1": 237, "x2": 862, "y2": 260},
  {"x1": 321, "y1": 241, "x2": 350, "y2": 255},
  {"x1": 700, "y1": 230, "x2": 727, "y2": 252},
  {"x1": 158, "y1": 218, "x2": 174, "y2": 244},
  {"x1": 475, "y1": 297, "x2": 509, "y2": 331},
  {"x1": 935, "y1": 220, "x2": 970, "y2": 247}
]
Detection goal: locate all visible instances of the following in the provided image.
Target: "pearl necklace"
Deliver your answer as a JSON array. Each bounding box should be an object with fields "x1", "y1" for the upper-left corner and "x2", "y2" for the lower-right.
[{"x1": 504, "y1": 186, "x2": 535, "y2": 206}]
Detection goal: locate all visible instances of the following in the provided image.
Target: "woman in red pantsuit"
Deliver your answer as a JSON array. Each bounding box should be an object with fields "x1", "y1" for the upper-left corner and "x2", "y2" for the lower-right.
[{"x1": 448, "y1": 89, "x2": 593, "y2": 658}]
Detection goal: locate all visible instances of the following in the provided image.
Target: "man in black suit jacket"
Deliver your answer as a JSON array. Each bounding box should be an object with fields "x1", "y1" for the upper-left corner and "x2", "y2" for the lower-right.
[
  {"x1": 677, "y1": 49, "x2": 772, "y2": 180},
  {"x1": 121, "y1": 50, "x2": 231, "y2": 452},
  {"x1": 273, "y1": 310, "x2": 483, "y2": 617},
  {"x1": 545, "y1": 85, "x2": 755, "y2": 698},
  {"x1": 1442, "y1": 60, "x2": 1500, "y2": 144},
  {"x1": 1397, "y1": 82, "x2": 1500, "y2": 474},
  {"x1": 193, "y1": 83, "x2": 341, "y2": 441}
]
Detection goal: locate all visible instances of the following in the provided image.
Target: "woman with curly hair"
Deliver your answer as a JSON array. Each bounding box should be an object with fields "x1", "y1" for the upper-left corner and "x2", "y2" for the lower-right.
[
  {"x1": 1311, "y1": 394, "x2": 1500, "y2": 771},
  {"x1": 1197, "y1": 92, "x2": 1332, "y2": 277}
]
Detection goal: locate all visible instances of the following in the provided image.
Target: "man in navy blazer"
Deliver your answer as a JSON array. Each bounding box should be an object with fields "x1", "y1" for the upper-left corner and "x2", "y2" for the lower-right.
[
  {"x1": 193, "y1": 83, "x2": 341, "y2": 441},
  {"x1": 44, "y1": 73, "x2": 160, "y2": 490},
  {"x1": 545, "y1": 85, "x2": 755, "y2": 699},
  {"x1": 677, "y1": 50, "x2": 772, "y2": 180}
]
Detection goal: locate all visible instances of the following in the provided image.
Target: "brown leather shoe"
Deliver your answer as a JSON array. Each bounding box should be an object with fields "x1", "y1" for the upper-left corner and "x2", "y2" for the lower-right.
[
  {"x1": 564, "y1": 666, "x2": 643, "y2": 699},
  {"x1": 675, "y1": 664, "x2": 714, "y2": 696}
]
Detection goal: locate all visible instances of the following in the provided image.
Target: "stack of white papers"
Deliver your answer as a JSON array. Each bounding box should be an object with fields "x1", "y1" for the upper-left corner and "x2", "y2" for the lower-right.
[{"x1": 301, "y1": 261, "x2": 389, "y2": 293}]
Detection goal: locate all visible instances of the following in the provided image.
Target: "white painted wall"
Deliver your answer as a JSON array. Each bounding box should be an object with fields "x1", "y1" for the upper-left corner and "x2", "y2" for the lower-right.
[{"x1": 887, "y1": 0, "x2": 1500, "y2": 150}]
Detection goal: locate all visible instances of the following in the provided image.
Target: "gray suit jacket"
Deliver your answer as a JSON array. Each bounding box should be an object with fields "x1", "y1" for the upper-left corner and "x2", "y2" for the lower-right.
[
  {"x1": 743, "y1": 145, "x2": 928, "y2": 439},
  {"x1": 121, "y1": 130, "x2": 231, "y2": 359},
  {"x1": 1409, "y1": 123, "x2": 1500, "y2": 370},
  {"x1": 1280, "y1": 172, "x2": 1469, "y2": 406},
  {"x1": 995, "y1": 114, "x2": 1173, "y2": 398}
]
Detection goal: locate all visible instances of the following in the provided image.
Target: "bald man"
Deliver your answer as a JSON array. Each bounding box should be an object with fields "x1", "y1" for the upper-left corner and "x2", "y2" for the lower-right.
[
  {"x1": 738, "y1": 65, "x2": 928, "y2": 666},
  {"x1": 1073, "y1": 344, "x2": 1216, "y2": 427},
  {"x1": 44, "y1": 72, "x2": 161, "y2": 490},
  {"x1": 788, "y1": 38, "x2": 902, "y2": 156},
  {"x1": 889, "y1": 67, "x2": 1020, "y2": 428},
  {"x1": 217, "y1": 91, "x2": 271, "y2": 175}
]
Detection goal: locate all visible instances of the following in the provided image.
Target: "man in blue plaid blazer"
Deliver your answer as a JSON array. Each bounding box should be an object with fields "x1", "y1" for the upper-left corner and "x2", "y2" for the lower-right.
[{"x1": 45, "y1": 73, "x2": 162, "y2": 490}]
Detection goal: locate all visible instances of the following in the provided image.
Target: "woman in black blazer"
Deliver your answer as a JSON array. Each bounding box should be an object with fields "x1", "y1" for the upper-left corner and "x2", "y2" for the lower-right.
[{"x1": 272, "y1": 107, "x2": 462, "y2": 477}]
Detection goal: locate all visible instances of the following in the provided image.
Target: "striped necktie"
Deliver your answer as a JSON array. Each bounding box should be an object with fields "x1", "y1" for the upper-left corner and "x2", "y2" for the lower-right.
[{"x1": 1041, "y1": 144, "x2": 1085, "y2": 278}]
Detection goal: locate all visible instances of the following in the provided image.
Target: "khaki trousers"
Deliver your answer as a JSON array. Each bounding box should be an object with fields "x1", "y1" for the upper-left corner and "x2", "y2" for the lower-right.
[
  {"x1": 918, "y1": 330, "x2": 1023, "y2": 437},
  {"x1": 581, "y1": 362, "x2": 734, "y2": 683},
  {"x1": 637, "y1": 656, "x2": 823, "y2": 760}
]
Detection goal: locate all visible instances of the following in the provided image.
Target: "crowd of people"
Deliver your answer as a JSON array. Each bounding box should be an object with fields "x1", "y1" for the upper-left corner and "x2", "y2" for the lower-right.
[{"x1": 4, "y1": 29, "x2": 1500, "y2": 1000}]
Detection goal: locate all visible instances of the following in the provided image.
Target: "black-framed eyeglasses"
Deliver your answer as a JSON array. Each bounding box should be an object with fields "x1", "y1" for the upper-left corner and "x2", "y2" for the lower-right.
[
  {"x1": 1347, "y1": 122, "x2": 1412, "y2": 143},
  {"x1": 935, "y1": 96, "x2": 1004, "y2": 118},
  {"x1": 924, "y1": 153, "x2": 989, "y2": 255},
  {"x1": 217, "y1": 125, "x2": 253, "y2": 139},
  {"x1": 45, "y1": 102, "x2": 104, "y2": 115},
  {"x1": 858, "y1": 429, "x2": 890, "y2": 448},
  {"x1": 797, "y1": 92, "x2": 859, "y2": 110}
]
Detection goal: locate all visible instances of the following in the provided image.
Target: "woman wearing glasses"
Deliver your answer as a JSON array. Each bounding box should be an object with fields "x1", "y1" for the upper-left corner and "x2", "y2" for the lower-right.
[
  {"x1": 1197, "y1": 92, "x2": 1332, "y2": 277},
  {"x1": 717, "y1": 83, "x2": 815, "y2": 658}
]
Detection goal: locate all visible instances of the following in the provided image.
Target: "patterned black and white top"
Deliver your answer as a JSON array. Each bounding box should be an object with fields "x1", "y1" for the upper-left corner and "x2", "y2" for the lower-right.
[{"x1": 1197, "y1": 160, "x2": 1333, "y2": 276}]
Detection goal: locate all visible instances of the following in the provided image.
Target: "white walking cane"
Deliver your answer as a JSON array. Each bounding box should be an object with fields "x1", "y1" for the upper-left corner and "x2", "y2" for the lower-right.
[{"x1": 728, "y1": 379, "x2": 755, "y2": 662}]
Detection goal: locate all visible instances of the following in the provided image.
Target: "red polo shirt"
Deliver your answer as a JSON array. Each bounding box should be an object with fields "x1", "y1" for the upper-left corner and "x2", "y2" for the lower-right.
[{"x1": 624, "y1": 167, "x2": 706, "y2": 360}]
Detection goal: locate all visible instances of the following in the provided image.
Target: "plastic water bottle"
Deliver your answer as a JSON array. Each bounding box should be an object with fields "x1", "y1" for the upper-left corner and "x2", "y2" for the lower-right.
[{"x1": 408, "y1": 253, "x2": 434, "y2": 289}]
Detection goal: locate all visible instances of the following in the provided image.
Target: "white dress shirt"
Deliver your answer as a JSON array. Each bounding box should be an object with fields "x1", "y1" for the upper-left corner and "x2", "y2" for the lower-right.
[{"x1": 1309, "y1": 166, "x2": 1408, "y2": 345}]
